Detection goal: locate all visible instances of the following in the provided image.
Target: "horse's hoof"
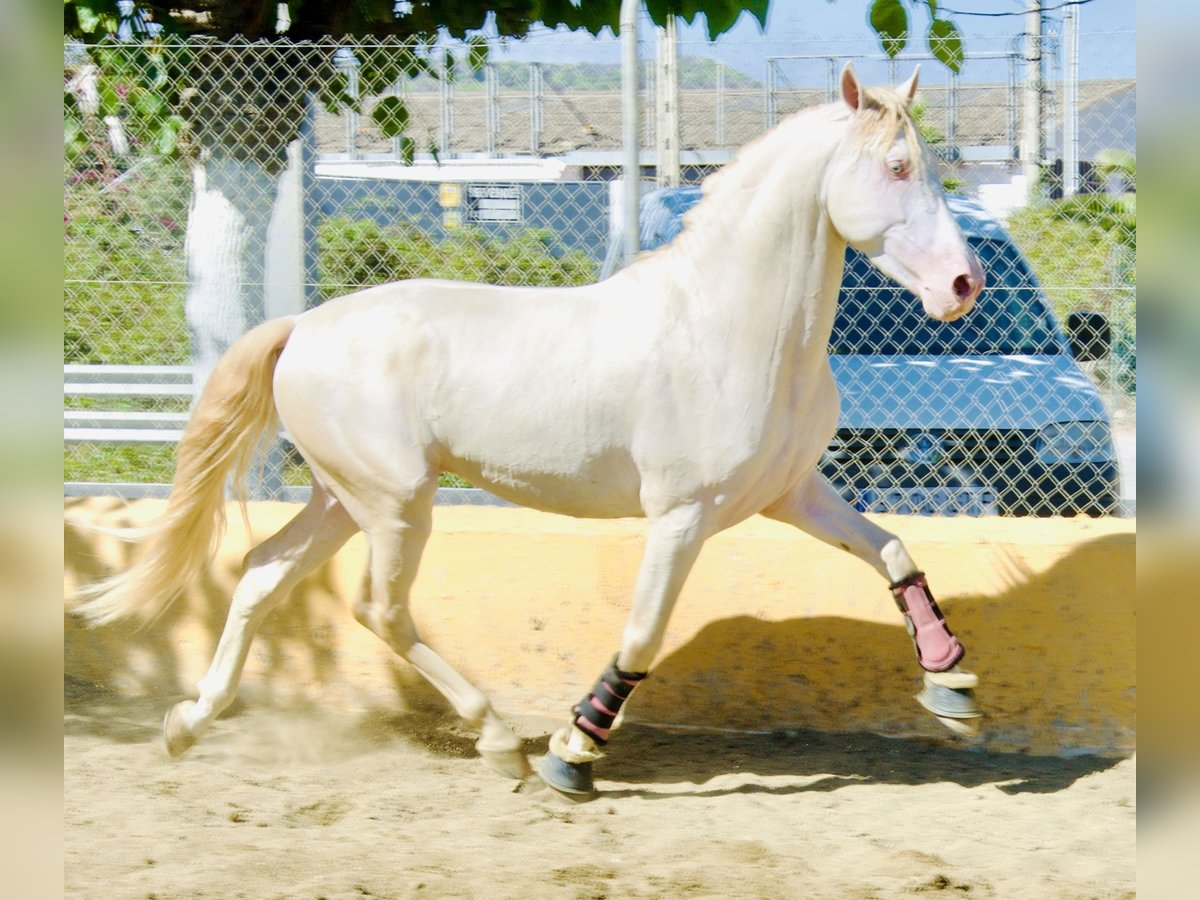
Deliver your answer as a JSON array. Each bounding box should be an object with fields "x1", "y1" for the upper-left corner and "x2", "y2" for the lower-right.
[
  {"x1": 537, "y1": 752, "x2": 596, "y2": 801},
  {"x1": 917, "y1": 673, "x2": 982, "y2": 736},
  {"x1": 480, "y1": 747, "x2": 532, "y2": 780},
  {"x1": 163, "y1": 701, "x2": 198, "y2": 758}
]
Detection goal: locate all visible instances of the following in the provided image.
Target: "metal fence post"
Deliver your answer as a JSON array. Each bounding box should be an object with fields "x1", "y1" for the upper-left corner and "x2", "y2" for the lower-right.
[
  {"x1": 948, "y1": 70, "x2": 959, "y2": 158},
  {"x1": 1063, "y1": 3, "x2": 1080, "y2": 197},
  {"x1": 1022, "y1": 2, "x2": 1044, "y2": 190},
  {"x1": 655, "y1": 15, "x2": 680, "y2": 188},
  {"x1": 486, "y1": 62, "x2": 499, "y2": 156},
  {"x1": 530, "y1": 62, "x2": 543, "y2": 155},
  {"x1": 439, "y1": 57, "x2": 453, "y2": 156},
  {"x1": 335, "y1": 50, "x2": 360, "y2": 159},
  {"x1": 715, "y1": 60, "x2": 726, "y2": 146},
  {"x1": 765, "y1": 58, "x2": 776, "y2": 128},
  {"x1": 620, "y1": 0, "x2": 640, "y2": 267}
]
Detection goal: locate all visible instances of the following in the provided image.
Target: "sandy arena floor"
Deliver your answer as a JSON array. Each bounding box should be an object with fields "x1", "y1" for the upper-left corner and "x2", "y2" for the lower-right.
[{"x1": 65, "y1": 679, "x2": 1135, "y2": 900}]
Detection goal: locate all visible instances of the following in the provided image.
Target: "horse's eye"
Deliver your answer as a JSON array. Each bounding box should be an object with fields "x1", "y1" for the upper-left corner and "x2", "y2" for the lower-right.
[{"x1": 888, "y1": 159, "x2": 909, "y2": 178}]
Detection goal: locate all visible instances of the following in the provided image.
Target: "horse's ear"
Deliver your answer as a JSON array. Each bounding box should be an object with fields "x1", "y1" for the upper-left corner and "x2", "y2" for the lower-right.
[
  {"x1": 840, "y1": 61, "x2": 862, "y2": 113},
  {"x1": 897, "y1": 65, "x2": 920, "y2": 108}
]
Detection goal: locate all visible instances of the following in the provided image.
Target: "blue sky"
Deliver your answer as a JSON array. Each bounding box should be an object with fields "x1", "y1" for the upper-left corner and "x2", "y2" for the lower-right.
[
  {"x1": 490, "y1": 0, "x2": 1136, "y2": 82},
  {"x1": 688, "y1": 0, "x2": 1134, "y2": 46}
]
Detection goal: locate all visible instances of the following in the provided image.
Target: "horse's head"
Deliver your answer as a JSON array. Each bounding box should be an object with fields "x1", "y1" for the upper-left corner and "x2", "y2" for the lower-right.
[{"x1": 823, "y1": 63, "x2": 983, "y2": 322}]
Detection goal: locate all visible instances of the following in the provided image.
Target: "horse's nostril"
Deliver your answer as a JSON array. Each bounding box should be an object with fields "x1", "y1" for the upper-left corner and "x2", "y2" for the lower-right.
[{"x1": 953, "y1": 274, "x2": 973, "y2": 300}]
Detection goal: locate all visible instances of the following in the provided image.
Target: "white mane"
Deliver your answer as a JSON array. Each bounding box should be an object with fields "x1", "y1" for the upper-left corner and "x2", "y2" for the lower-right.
[
  {"x1": 657, "y1": 85, "x2": 925, "y2": 257},
  {"x1": 685, "y1": 103, "x2": 848, "y2": 235}
]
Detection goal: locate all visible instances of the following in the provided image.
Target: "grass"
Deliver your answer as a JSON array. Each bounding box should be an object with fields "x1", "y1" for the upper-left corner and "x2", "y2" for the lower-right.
[{"x1": 66, "y1": 443, "x2": 475, "y2": 490}]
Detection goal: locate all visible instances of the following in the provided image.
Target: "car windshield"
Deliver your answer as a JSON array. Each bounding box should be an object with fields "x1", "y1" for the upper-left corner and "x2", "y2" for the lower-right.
[{"x1": 828, "y1": 238, "x2": 1062, "y2": 356}]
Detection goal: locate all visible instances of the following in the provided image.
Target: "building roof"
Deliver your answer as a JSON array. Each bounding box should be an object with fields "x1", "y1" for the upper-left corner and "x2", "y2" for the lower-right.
[{"x1": 313, "y1": 78, "x2": 1135, "y2": 165}]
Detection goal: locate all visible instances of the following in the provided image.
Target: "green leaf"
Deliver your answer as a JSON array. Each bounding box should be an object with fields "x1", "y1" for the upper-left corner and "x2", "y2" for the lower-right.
[
  {"x1": 371, "y1": 96, "x2": 409, "y2": 138},
  {"x1": 317, "y1": 72, "x2": 357, "y2": 115},
  {"x1": 132, "y1": 89, "x2": 164, "y2": 120},
  {"x1": 467, "y1": 36, "x2": 488, "y2": 75},
  {"x1": 357, "y1": 42, "x2": 415, "y2": 98},
  {"x1": 739, "y1": 0, "x2": 770, "y2": 32},
  {"x1": 928, "y1": 18, "x2": 963, "y2": 73},
  {"x1": 581, "y1": 0, "x2": 622, "y2": 34},
  {"x1": 64, "y1": 115, "x2": 86, "y2": 157},
  {"x1": 147, "y1": 54, "x2": 170, "y2": 91},
  {"x1": 66, "y1": 0, "x2": 132, "y2": 40},
  {"x1": 644, "y1": 0, "x2": 673, "y2": 25},
  {"x1": 428, "y1": 139, "x2": 441, "y2": 166},
  {"x1": 97, "y1": 77, "x2": 121, "y2": 117},
  {"x1": 869, "y1": 0, "x2": 909, "y2": 58},
  {"x1": 925, "y1": 0, "x2": 938, "y2": 17},
  {"x1": 703, "y1": 1, "x2": 745, "y2": 40},
  {"x1": 399, "y1": 136, "x2": 415, "y2": 166},
  {"x1": 1094, "y1": 148, "x2": 1136, "y2": 178},
  {"x1": 72, "y1": 3, "x2": 101, "y2": 35},
  {"x1": 640, "y1": 0, "x2": 766, "y2": 36},
  {"x1": 155, "y1": 114, "x2": 186, "y2": 156}
]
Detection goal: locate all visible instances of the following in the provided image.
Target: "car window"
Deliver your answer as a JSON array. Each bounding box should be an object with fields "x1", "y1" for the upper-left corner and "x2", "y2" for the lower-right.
[{"x1": 828, "y1": 238, "x2": 1063, "y2": 356}]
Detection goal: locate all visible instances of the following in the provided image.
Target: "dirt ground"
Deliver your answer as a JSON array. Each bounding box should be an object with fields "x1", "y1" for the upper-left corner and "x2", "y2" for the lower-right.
[{"x1": 65, "y1": 679, "x2": 1135, "y2": 900}]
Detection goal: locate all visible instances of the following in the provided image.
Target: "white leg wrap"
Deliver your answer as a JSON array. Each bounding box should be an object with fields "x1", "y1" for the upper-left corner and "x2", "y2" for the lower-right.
[
  {"x1": 553, "y1": 726, "x2": 606, "y2": 764},
  {"x1": 924, "y1": 666, "x2": 979, "y2": 690}
]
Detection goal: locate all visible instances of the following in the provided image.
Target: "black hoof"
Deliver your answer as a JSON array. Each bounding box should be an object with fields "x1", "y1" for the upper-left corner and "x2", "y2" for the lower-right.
[
  {"x1": 917, "y1": 679, "x2": 982, "y2": 721},
  {"x1": 537, "y1": 752, "x2": 596, "y2": 800}
]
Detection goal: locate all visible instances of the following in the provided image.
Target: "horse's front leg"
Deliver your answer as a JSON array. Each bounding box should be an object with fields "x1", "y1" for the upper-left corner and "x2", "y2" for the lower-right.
[
  {"x1": 539, "y1": 503, "x2": 707, "y2": 798},
  {"x1": 761, "y1": 472, "x2": 982, "y2": 732}
]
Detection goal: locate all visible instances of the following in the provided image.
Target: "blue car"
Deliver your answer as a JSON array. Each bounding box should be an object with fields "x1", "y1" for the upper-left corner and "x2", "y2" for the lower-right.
[{"x1": 603, "y1": 188, "x2": 1119, "y2": 516}]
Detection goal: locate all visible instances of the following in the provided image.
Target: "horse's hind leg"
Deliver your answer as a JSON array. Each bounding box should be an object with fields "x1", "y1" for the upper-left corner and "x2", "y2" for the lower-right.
[
  {"x1": 350, "y1": 479, "x2": 529, "y2": 779},
  {"x1": 762, "y1": 472, "x2": 981, "y2": 731},
  {"x1": 164, "y1": 482, "x2": 359, "y2": 756}
]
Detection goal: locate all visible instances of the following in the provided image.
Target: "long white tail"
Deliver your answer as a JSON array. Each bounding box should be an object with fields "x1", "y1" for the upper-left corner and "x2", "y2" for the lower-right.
[{"x1": 75, "y1": 316, "x2": 297, "y2": 627}]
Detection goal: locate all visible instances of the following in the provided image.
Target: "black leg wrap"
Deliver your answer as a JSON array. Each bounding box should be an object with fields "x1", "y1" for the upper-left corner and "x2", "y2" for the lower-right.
[{"x1": 572, "y1": 655, "x2": 647, "y2": 747}]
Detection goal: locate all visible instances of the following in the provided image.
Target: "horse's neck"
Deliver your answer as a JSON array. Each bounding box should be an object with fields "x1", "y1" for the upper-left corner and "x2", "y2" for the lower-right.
[{"x1": 648, "y1": 118, "x2": 848, "y2": 380}]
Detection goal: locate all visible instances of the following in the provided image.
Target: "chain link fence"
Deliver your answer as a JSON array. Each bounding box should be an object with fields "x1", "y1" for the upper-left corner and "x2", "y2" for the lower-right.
[{"x1": 64, "y1": 27, "x2": 1134, "y2": 515}]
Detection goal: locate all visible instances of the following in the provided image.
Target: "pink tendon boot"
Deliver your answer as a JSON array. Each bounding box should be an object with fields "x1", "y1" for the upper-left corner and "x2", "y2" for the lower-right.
[{"x1": 890, "y1": 572, "x2": 964, "y2": 673}]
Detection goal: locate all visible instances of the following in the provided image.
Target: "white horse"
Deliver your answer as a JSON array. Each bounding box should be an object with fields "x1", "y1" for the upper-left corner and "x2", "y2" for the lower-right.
[{"x1": 77, "y1": 64, "x2": 985, "y2": 797}]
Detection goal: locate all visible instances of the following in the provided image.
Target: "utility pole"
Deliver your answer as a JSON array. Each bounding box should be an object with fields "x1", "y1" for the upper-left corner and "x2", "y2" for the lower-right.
[{"x1": 1022, "y1": 0, "x2": 1044, "y2": 194}]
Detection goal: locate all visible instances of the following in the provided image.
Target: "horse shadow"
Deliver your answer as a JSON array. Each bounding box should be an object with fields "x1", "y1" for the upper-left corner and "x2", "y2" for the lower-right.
[
  {"x1": 592, "y1": 722, "x2": 1120, "y2": 799},
  {"x1": 589, "y1": 531, "x2": 1134, "y2": 798},
  {"x1": 360, "y1": 527, "x2": 1132, "y2": 800}
]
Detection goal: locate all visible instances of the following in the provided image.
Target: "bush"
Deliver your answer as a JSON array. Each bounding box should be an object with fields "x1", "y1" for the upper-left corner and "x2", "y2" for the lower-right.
[
  {"x1": 317, "y1": 218, "x2": 598, "y2": 300},
  {"x1": 1006, "y1": 193, "x2": 1135, "y2": 317},
  {"x1": 64, "y1": 159, "x2": 191, "y2": 365},
  {"x1": 1007, "y1": 193, "x2": 1135, "y2": 395}
]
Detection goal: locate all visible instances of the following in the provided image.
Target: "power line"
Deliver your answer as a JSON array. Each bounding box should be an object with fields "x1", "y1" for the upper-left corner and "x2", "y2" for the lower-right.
[{"x1": 940, "y1": 0, "x2": 1098, "y2": 17}]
